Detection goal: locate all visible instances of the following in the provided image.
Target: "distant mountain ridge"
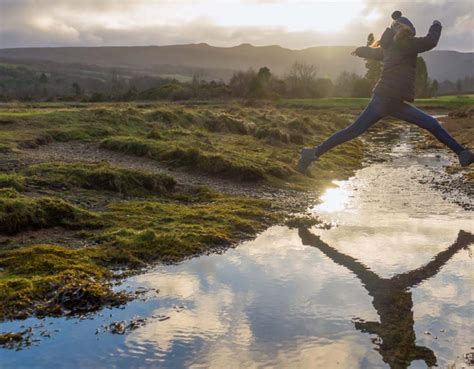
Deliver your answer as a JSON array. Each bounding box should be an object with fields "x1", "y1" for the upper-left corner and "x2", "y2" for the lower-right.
[{"x1": 0, "y1": 43, "x2": 472, "y2": 82}]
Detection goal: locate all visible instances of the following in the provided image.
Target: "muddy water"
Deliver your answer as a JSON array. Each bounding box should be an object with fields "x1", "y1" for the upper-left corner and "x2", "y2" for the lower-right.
[{"x1": 1, "y1": 131, "x2": 473, "y2": 369}]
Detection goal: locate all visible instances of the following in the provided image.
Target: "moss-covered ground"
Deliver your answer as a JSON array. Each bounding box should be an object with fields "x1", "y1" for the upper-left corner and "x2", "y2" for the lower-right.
[
  {"x1": 0, "y1": 168, "x2": 279, "y2": 320},
  {"x1": 0, "y1": 102, "x2": 369, "y2": 321},
  {"x1": 0, "y1": 103, "x2": 365, "y2": 188}
]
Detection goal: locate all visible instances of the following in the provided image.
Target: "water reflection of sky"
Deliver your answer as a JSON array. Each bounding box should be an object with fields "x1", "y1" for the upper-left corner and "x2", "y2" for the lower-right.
[
  {"x1": 1, "y1": 157, "x2": 473, "y2": 369},
  {"x1": 123, "y1": 227, "x2": 384, "y2": 368},
  {"x1": 120, "y1": 226, "x2": 472, "y2": 369}
]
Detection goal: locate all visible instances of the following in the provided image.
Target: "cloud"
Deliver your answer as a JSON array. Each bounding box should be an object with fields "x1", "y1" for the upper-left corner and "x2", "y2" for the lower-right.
[
  {"x1": 0, "y1": 0, "x2": 472, "y2": 50},
  {"x1": 363, "y1": 0, "x2": 474, "y2": 51}
]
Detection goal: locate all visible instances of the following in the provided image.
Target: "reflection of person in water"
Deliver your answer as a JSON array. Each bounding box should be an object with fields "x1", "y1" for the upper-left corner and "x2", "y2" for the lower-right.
[{"x1": 298, "y1": 227, "x2": 473, "y2": 369}]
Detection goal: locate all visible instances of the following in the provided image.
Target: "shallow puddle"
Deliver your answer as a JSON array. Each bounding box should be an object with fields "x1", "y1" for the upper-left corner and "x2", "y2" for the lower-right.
[{"x1": 1, "y1": 133, "x2": 473, "y2": 369}]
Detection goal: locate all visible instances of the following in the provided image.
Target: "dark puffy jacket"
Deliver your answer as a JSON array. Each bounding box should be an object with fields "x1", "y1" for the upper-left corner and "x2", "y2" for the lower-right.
[{"x1": 355, "y1": 22, "x2": 442, "y2": 102}]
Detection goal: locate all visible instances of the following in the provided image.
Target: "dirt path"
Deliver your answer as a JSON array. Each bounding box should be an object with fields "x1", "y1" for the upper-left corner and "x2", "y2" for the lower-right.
[{"x1": 6, "y1": 141, "x2": 318, "y2": 213}]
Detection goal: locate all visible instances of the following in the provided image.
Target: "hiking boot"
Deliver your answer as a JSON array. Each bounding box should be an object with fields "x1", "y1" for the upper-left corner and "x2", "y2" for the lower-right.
[
  {"x1": 458, "y1": 149, "x2": 474, "y2": 167},
  {"x1": 298, "y1": 147, "x2": 319, "y2": 173}
]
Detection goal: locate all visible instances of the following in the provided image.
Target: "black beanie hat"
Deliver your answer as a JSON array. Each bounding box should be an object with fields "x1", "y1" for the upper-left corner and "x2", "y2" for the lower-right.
[{"x1": 391, "y1": 10, "x2": 416, "y2": 35}]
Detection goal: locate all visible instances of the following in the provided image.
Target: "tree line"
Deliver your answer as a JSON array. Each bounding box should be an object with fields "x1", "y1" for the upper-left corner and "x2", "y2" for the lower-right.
[{"x1": 1, "y1": 55, "x2": 470, "y2": 102}]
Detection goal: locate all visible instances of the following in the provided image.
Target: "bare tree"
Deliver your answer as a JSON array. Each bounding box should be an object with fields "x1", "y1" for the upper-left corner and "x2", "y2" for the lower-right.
[
  {"x1": 286, "y1": 62, "x2": 318, "y2": 97},
  {"x1": 287, "y1": 62, "x2": 318, "y2": 83}
]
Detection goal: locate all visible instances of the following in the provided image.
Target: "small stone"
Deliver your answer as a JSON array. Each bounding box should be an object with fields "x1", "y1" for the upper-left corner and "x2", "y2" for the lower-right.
[{"x1": 109, "y1": 322, "x2": 126, "y2": 335}]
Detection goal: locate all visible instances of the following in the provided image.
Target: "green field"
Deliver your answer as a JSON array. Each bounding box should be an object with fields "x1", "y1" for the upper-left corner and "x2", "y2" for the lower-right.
[{"x1": 278, "y1": 95, "x2": 474, "y2": 110}]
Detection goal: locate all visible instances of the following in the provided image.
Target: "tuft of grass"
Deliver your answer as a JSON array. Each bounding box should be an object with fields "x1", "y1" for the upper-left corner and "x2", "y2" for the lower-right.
[
  {"x1": 0, "y1": 332, "x2": 26, "y2": 349},
  {"x1": 101, "y1": 136, "x2": 268, "y2": 181},
  {"x1": 0, "y1": 174, "x2": 25, "y2": 191},
  {"x1": 201, "y1": 113, "x2": 254, "y2": 134},
  {"x1": 0, "y1": 245, "x2": 129, "y2": 321},
  {"x1": 25, "y1": 162, "x2": 176, "y2": 195},
  {"x1": 146, "y1": 108, "x2": 181, "y2": 125},
  {"x1": 96, "y1": 194, "x2": 280, "y2": 265},
  {"x1": 0, "y1": 107, "x2": 151, "y2": 151},
  {"x1": 255, "y1": 127, "x2": 290, "y2": 144},
  {"x1": 0, "y1": 332, "x2": 23, "y2": 345},
  {"x1": 0, "y1": 189, "x2": 101, "y2": 235}
]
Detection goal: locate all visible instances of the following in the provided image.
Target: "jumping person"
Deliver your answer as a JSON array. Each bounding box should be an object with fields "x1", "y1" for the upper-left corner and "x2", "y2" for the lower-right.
[{"x1": 298, "y1": 11, "x2": 474, "y2": 173}]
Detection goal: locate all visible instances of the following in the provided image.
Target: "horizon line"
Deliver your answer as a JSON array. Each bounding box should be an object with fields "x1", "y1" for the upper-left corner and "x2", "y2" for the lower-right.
[{"x1": 0, "y1": 42, "x2": 472, "y2": 53}]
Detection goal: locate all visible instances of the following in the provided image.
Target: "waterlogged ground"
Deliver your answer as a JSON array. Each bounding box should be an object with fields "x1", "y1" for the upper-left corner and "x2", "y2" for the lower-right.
[{"x1": 1, "y1": 127, "x2": 472, "y2": 369}]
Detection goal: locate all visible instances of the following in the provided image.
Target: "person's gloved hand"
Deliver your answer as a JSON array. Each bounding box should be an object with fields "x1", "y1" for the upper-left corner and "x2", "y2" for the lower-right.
[
  {"x1": 433, "y1": 20, "x2": 441, "y2": 26},
  {"x1": 351, "y1": 48, "x2": 364, "y2": 57}
]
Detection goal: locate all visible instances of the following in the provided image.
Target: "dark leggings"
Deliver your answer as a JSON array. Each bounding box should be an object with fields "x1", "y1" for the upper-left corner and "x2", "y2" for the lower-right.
[{"x1": 314, "y1": 96, "x2": 465, "y2": 157}]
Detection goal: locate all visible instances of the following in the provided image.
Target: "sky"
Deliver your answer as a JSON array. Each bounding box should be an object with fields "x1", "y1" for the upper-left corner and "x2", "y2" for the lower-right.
[{"x1": 0, "y1": 0, "x2": 473, "y2": 51}]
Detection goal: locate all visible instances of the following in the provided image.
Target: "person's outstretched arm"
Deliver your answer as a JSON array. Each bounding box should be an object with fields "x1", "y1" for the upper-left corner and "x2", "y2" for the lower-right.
[
  {"x1": 392, "y1": 230, "x2": 473, "y2": 289},
  {"x1": 298, "y1": 227, "x2": 381, "y2": 290},
  {"x1": 352, "y1": 46, "x2": 384, "y2": 61},
  {"x1": 408, "y1": 20, "x2": 442, "y2": 53}
]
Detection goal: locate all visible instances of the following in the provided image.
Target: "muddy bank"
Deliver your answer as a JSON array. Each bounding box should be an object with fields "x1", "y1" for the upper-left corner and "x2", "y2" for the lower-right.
[{"x1": 414, "y1": 109, "x2": 474, "y2": 209}]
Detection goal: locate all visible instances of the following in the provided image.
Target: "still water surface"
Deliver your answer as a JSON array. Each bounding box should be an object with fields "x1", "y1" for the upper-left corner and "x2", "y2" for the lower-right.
[{"x1": 1, "y1": 139, "x2": 473, "y2": 369}]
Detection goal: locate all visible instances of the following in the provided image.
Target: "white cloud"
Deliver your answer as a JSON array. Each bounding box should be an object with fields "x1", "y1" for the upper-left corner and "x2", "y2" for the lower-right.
[{"x1": 0, "y1": 0, "x2": 472, "y2": 50}]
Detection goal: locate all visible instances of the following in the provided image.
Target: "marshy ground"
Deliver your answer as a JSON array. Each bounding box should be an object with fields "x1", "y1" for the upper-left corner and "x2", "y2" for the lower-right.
[
  {"x1": 0, "y1": 99, "x2": 472, "y2": 365},
  {"x1": 0, "y1": 101, "x2": 367, "y2": 323}
]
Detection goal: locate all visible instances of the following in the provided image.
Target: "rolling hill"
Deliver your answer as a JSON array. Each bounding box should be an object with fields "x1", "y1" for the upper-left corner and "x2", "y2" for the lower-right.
[{"x1": 0, "y1": 43, "x2": 472, "y2": 82}]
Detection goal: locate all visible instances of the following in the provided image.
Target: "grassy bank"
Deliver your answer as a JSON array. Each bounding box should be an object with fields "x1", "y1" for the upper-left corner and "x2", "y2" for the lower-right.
[
  {"x1": 0, "y1": 179, "x2": 280, "y2": 320},
  {"x1": 0, "y1": 102, "x2": 369, "y2": 321},
  {"x1": 0, "y1": 102, "x2": 366, "y2": 189}
]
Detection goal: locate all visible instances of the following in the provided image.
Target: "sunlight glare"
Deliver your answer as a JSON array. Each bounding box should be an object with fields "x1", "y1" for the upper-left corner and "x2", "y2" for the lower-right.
[
  {"x1": 316, "y1": 181, "x2": 351, "y2": 213},
  {"x1": 90, "y1": 0, "x2": 369, "y2": 34}
]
